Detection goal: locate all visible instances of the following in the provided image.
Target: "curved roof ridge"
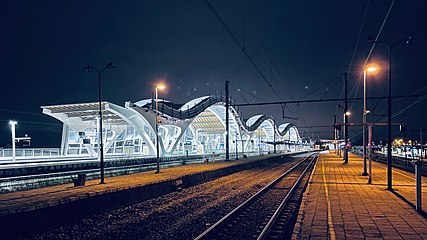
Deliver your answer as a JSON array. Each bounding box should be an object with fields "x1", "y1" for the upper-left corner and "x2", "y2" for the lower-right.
[
  {"x1": 278, "y1": 123, "x2": 295, "y2": 136},
  {"x1": 179, "y1": 96, "x2": 210, "y2": 111},
  {"x1": 130, "y1": 96, "x2": 299, "y2": 138}
]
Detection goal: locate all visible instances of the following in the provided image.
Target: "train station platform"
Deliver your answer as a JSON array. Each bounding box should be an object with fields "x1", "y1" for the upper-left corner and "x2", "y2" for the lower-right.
[{"x1": 294, "y1": 152, "x2": 427, "y2": 239}]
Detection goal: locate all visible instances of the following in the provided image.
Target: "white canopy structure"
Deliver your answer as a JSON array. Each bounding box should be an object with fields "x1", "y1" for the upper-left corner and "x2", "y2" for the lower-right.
[{"x1": 42, "y1": 96, "x2": 305, "y2": 158}]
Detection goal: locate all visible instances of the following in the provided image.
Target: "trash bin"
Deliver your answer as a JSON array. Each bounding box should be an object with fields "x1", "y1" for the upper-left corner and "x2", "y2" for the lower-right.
[{"x1": 73, "y1": 173, "x2": 86, "y2": 187}]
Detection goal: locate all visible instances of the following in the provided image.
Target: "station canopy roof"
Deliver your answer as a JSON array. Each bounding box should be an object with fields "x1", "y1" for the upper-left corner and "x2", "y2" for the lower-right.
[{"x1": 41, "y1": 102, "x2": 127, "y2": 124}]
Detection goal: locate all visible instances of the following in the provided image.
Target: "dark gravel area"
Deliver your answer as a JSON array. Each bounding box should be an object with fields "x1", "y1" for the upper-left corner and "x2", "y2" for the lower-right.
[{"x1": 25, "y1": 156, "x2": 304, "y2": 240}]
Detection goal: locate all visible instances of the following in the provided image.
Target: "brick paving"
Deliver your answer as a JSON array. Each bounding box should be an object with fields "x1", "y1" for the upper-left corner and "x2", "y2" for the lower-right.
[
  {"x1": 0, "y1": 154, "x2": 279, "y2": 217},
  {"x1": 294, "y1": 152, "x2": 427, "y2": 240}
]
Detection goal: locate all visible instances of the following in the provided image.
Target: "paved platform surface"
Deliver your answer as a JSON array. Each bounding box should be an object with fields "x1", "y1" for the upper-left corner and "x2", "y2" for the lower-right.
[
  {"x1": 294, "y1": 152, "x2": 427, "y2": 240},
  {"x1": 0, "y1": 153, "x2": 281, "y2": 217}
]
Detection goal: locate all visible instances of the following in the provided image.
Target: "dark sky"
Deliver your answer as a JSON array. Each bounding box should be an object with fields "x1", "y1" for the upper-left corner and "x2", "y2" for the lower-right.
[{"x1": 1, "y1": 0, "x2": 426, "y2": 147}]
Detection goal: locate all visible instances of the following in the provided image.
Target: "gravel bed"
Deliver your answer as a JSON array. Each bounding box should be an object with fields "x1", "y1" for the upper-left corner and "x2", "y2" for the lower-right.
[{"x1": 26, "y1": 156, "x2": 304, "y2": 240}]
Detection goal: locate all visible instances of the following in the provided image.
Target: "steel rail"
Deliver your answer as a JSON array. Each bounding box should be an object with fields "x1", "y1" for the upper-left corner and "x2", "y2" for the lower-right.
[
  {"x1": 257, "y1": 154, "x2": 317, "y2": 239},
  {"x1": 194, "y1": 153, "x2": 318, "y2": 240}
]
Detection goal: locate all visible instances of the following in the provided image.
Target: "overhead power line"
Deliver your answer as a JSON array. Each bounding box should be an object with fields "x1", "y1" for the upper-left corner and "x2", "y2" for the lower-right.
[
  {"x1": 232, "y1": 94, "x2": 422, "y2": 107},
  {"x1": 203, "y1": 0, "x2": 282, "y2": 102},
  {"x1": 349, "y1": 0, "x2": 395, "y2": 111}
]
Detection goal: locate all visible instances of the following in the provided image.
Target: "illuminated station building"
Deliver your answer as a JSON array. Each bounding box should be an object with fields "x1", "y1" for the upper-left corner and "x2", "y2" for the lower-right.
[{"x1": 42, "y1": 96, "x2": 307, "y2": 158}]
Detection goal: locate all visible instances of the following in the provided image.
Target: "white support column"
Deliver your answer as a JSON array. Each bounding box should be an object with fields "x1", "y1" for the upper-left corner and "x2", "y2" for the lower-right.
[
  {"x1": 60, "y1": 124, "x2": 70, "y2": 156},
  {"x1": 9, "y1": 121, "x2": 17, "y2": 161},
  {"x1": 97, "y1": 117, "x2": 100, "y2": 160}
]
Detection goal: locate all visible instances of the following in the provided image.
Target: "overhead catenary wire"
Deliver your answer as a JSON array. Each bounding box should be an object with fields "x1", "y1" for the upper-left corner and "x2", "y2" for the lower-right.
[
  {"x1": 204, "y1": 0, "x2": 302, "y2": 122},
  {"x1": 248, "y1": 30, "x2": 295, "y2": 101},
  {"x1": 299, "y1": 74, "x2": 343, "y2": 101},
  {"x1": 372, "y1": 86, "x2": 427, "y2": 123},
  {"x1": 348, "y1": 0, "x2": 395, "y2": 111},
  {"x1": 345, "y1": 0, "x2": 370, "y2": 112},
  {"x1": 350, "y1": 95, "x2": 426, "y2": 140},
  {"x1": 346, "y1": 0, "x2": 371, "y2": 75},
  {"x1": 203, "y1": 0, "x2": 282, "y2": 102},
  {"x1": 229, "y1": 82, "x2": 267, "y2": 102}
]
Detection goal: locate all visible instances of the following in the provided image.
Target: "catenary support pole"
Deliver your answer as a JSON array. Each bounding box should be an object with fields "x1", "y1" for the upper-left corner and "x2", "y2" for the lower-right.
[
  {"x1": 387, "y1": 46, "x2": 393, "y2": 190},
  {"x1": 334, "y1": 114, "x2": 337, "y2": 155},
  {"x1": 225, "y1": 80, "x2": 230, "y2": 161},
  {"x1": 415, "y1": 129, "x2": 422, "y2": 212},
  {"x1": 368, "y1": 125, "x2": 373, "y2": 184},
  {"x1": 344, "y1": 73, "x2": 348, "y2": 164}
]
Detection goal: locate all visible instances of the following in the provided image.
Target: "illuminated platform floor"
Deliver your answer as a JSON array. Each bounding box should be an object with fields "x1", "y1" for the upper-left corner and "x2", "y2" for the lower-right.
[
  {"x1": 294, "y1": 152, "x2": 427, "y2": 240},
  {"x1": 0, "y1": 153, "x2": 281, "y2": 217}
]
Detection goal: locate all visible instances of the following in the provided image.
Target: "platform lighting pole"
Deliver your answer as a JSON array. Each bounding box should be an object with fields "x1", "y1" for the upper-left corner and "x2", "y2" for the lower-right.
[
  {"x1": 362, "y1": 67, "x2": 378, "y2": 176},
  {"x1": 225, "y1": 80, "x2": 230, "y2": 161},
  {"x1": 367, "y1": 35, "x2": 413, "y2": 190},
  {"x1": 84, "y1": 62, "x2": 114, "y2": 184},
  {"x1": 344, "y1": 73, "x2": 349, "y2": 164},
  {"x1": 155, "y1": 84, "x2": 166, "y2": 173},
  {"x1": 9, "y1": 120, "x2": 17, "y2": 161}
]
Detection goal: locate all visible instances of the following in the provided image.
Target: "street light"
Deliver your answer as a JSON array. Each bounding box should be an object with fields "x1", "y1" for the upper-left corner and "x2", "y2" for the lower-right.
[
  {"x1": 9, "y1": 120, "x2": 17, "y2": 161},
  {"x1": 84, "y1": 62, "x2": 115, "y2": 184},
  {"x1": 367, "y1": 35, "x2": 413, "y2": 190},
  {"x1": 362, "y1": 65, "x2": 378, "y2": 176},
  {"x1": 155, "y1": 83, "x2": 166, "y2": 174}
]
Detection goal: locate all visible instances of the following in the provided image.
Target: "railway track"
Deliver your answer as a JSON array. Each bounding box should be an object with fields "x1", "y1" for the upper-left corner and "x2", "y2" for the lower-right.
[{"x1": 195, "y1": 153, "x2": 318, "y2": 240}]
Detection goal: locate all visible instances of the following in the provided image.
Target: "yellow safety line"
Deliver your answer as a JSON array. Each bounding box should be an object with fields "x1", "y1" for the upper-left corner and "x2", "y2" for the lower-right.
[{"x1": 322, "y1": 155, "x2": 336, "y2": 240}]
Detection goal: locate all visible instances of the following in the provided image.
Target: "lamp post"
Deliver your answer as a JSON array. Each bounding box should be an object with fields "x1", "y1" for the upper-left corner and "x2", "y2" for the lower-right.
[
  {"x1": 367, "y1": 35, "x2": 413, "y2": 190},
  {"x1": 84, "y1": 62, "x2": 115, "y2": 184},
  {"x1": 344, "y1": 110, "x2": 351, "y2": 163},
  {"x1": 155, "y1": 84, "x2": 166, "y2": 173},
  {"x1": 362, "y1": 66, "x2": 378, "y2": 176},
  {"x1": 9, "y1": 120, "x2": 17, "y2": 161}
]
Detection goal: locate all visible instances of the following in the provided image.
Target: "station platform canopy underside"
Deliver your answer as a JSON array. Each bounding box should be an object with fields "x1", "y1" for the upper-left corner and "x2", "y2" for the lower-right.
[{"x1": 41, "y1": 96, "x2": 308, "y2": 158}]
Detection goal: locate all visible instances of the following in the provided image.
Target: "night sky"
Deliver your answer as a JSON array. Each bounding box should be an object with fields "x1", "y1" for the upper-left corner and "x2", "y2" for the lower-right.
[{"x1": 1, "y1": 0, "x2": 426, "y2": 147}]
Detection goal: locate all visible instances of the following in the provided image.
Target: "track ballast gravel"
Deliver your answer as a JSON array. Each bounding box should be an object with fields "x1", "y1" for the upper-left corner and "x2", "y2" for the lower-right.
[{"x1": 28, "y1": 155, "x2": 308, "y2": 240}]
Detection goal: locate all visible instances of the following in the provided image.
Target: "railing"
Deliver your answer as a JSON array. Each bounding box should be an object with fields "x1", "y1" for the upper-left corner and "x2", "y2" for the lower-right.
[
  {"x1": 0, "y1": 148, "x2": 61, "y2": 160},
  {"x1": 351, "y1": 149, "x2": 426, "y2": 176}
]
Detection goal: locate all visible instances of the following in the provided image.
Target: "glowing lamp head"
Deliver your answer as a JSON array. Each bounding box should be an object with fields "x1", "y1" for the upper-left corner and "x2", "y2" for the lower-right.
[
  {"x1": 365, "y1": 63, "x2": 380, "y2": 74},
  {"x1": 345, "y1": 111, "x2": 351, "y2": 116},
  {"x1": 9, "y1": 120, "x2": 17, "y2": 125},
  {"x1": 156, "y1": 84, "x2": 166, "y2": 90},
  {"x1": 367, "y1": 67, "x2": 377, "y2": 72}
]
